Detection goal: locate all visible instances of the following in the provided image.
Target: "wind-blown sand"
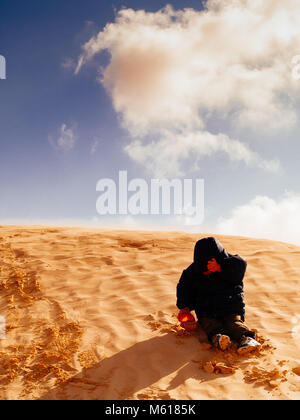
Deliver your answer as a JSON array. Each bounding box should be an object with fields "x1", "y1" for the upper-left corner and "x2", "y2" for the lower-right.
[{"x1": 0, "y1": 225, "x2": 299, "y2": 400}]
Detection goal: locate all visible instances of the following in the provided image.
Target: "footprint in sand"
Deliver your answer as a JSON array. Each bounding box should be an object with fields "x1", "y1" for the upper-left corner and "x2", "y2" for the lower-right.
[{"x1": 0, "y1": 237, "x2": 84, "y2": 398}]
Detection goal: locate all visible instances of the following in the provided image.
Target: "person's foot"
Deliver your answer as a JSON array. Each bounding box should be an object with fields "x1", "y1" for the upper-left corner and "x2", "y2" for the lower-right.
[
  {"x1": 212, "y1": 334, "x2": 231, "y2": 351},
  {"x1": 237, "y1": 336, "x2": 261, "y2": 355}
]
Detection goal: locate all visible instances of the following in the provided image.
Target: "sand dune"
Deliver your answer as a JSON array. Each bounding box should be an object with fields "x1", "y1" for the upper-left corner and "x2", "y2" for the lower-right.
[{"x1": 0, "y1": 225, "x2": 299, "y2": 400}]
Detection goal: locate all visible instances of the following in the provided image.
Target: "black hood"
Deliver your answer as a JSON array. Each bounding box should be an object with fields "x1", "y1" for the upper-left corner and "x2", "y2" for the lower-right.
[{"x1": 193, "y1": 237, "x2": 228, "y2": 272}]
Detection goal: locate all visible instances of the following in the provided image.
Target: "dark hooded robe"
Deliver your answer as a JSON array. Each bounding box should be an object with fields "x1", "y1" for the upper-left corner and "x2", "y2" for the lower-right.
[{"x1": 176, "y1": 237, "x2": 247, "y2": 321}]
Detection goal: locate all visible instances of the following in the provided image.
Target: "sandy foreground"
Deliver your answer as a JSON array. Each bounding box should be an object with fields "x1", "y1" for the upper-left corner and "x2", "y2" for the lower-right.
[{"x1": 0, "y1": 225, "x2": 299, "y2": 400}]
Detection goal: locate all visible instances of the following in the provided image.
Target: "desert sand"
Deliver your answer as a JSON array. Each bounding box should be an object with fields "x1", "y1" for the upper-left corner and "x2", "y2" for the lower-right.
[{"x1": 0, "y1": 225, "x2": 299, "y2": 400}]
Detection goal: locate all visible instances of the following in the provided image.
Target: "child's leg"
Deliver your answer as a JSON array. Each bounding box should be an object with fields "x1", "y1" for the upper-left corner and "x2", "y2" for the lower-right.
[
  {"x1": 198, "y1": 317, "x2": 227, "y2": 343},
  {"x1": 223, "y1": 314, "x2": 256, "y2": 343}
]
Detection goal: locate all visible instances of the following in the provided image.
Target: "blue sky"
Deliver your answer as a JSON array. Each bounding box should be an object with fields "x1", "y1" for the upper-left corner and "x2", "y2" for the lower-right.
[
  {"x1": 0, "y1": 0, "x2": 203, "y2": 222},
  {"x1": 1, "y1": 0, "x2": 300, "y2": 244}
]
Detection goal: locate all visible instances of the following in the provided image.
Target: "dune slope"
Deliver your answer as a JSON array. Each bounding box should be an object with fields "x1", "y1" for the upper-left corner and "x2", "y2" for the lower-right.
[{"x1": 0, "y1": 226, "x2": 299, "y2": 400}]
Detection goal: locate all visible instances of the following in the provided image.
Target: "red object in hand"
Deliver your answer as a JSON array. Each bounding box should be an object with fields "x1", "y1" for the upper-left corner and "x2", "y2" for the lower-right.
[
  {"x1": 204, "y1": 258, "x2": 221, "y2": 275},
  {"x1": 178, "y1": 309, "x2": 195, "y2": 323}
]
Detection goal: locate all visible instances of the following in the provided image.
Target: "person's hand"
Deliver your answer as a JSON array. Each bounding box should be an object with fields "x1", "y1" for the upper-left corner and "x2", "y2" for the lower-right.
[
  {"x1": 178, "y1": 308, "x2": 194, "y2": 323},
  {"x1": 178, "y1": 309, "x2": 197, "y2": 330},
  {"x1": 206, "y1": 258, "x2": 221, "y2": 273}
]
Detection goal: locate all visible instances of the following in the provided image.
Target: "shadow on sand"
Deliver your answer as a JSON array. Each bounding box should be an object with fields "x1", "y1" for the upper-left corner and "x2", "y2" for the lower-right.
[{"x1": 39, "y1": 331, "x2": 218, "y2": 400}]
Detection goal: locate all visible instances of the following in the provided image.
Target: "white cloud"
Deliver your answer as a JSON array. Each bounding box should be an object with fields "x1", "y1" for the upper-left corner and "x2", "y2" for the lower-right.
[
  {"x1": 215, "y1": 192, "x2": 300, "y2": 245},
  {"x1": 125, "y1": 130, "x2": 280, "y2": 177},
  {"x1": 54, "y1": 124, "x2": 76, "y2": 151},
  {"x1": 90, "y1": 137, "x2": 100, "y2": 155},
  {"x1": 75, "y1": 0, "x2": 300, "y2": 174}
]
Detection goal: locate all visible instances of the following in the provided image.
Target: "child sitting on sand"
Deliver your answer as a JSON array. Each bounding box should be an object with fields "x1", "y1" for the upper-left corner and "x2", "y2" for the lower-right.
[{"x1": 176, "y1": 237, "x2": 261, "y2": 354}]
